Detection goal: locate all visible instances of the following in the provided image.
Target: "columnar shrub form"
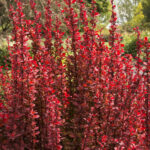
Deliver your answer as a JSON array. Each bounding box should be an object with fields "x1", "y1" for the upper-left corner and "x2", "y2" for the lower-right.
[
  {"x1": 0, "y1": 0, "x2": 149, "y2": 149},
  {"x1": 0, "y1": 2, "x2": 39, "y2": 149}
]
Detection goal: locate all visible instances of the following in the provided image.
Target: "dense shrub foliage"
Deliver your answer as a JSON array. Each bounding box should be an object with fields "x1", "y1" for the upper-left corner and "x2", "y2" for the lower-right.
[{"x1": 0, "y1": 0, "x2": 149, "y2": 149}]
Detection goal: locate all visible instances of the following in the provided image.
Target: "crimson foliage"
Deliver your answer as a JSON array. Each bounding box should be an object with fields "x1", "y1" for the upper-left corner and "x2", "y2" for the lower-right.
[{"x1": 0, "y1": 0, "x2": 149, "y2": 149}]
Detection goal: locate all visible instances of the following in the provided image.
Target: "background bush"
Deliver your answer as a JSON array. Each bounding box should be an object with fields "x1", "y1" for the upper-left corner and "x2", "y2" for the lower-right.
[{"x1": 0, "y1": 47, "x2": 10, "y2": 67}]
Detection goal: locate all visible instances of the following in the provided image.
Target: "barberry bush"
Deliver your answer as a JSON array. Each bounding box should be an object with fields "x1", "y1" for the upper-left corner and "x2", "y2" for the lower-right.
[{"x1": 0, "y1": 0, "x2": 149, "y2": 149}]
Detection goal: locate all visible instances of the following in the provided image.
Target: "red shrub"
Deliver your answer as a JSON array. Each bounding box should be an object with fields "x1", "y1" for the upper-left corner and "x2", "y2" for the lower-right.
[{"x1": 0, "y1": 0, "x2": 149, "y2": 149}]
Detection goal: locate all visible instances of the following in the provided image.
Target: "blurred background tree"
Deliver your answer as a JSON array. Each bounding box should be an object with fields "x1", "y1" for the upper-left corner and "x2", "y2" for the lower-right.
[
  {"x1": 142, "y1": 0, "x2": 150, "y2": 28},
  {"x1": 116, "y1": 0, "x2": 141, "y2": 31},
  {"x1": 0, "y1": 0, "x2": 11, "y2": 33},
  {"x1": 129, "y1": 2, "x2": 145, "y2": 29},
  {"x1": 116, "y1": 0, "x2": 135, "y2": 24},
  {"x1": 116, "y1": 0, "x2": 150, "y2": 31}
]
